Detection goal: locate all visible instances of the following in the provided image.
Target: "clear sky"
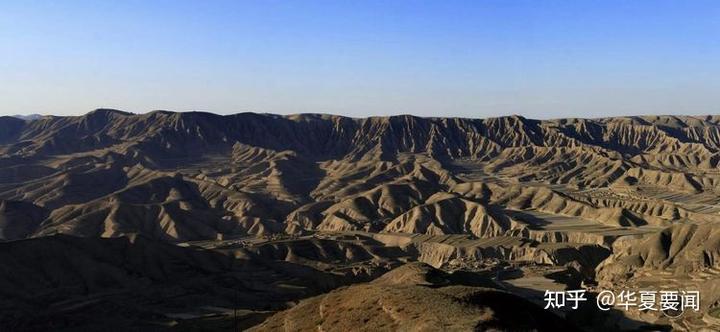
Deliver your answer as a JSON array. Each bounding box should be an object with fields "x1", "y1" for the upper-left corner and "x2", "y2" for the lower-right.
[{"x1": 1, "y1": 0, "x2": 719, "y2": 119}]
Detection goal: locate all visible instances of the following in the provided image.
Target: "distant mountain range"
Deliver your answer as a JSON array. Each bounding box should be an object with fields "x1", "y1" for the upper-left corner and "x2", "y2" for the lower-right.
[
  {"x1": 1, "y1": 108, "x2": 719, "y2": 330},
  {"x1": 10, "y1": 114, "x2": 44, "y2": 121}
]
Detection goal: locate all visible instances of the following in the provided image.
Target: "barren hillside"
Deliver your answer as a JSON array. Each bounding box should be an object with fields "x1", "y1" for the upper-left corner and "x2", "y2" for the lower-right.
[{"x1": 2, "y1": 110, "x2": 720, "y2": 330}]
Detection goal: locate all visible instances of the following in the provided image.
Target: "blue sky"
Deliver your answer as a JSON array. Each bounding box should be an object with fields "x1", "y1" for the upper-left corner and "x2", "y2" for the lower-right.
[{"x1": 1, "y1": 0, "x2": 718, "y2": 118}]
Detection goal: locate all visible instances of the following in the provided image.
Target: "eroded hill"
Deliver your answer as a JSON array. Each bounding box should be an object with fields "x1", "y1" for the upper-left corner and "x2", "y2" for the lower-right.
[{"x1": 2, "y1": 110, "x2": 720, "y2": 330}]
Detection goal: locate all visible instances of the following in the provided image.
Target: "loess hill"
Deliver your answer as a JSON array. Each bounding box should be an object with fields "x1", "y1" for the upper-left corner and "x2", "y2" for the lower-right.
[{"x1": 2, "y1": 109, "x2": 720, "y2": 331}]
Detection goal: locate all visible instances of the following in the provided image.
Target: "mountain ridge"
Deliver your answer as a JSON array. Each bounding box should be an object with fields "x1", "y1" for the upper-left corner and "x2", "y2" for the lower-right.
[
  {"x1": 5, "y1": 109, "x2": 720, "y2": 160},
  {"x1": 2, "y1": 109, "x2": 720, "y2": 330}
]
